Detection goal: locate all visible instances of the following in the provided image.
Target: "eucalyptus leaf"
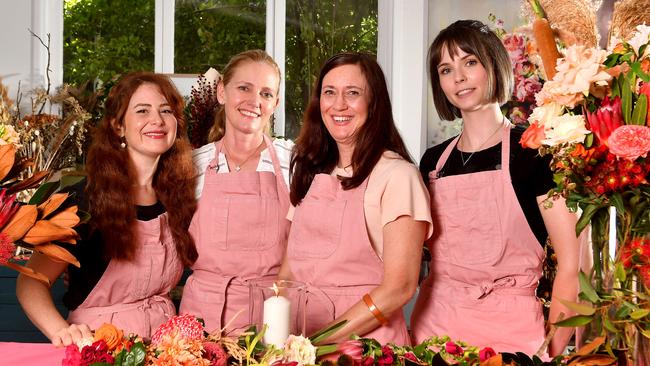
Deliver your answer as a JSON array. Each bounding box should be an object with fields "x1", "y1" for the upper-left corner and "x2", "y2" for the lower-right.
[
  {"x1": 579, "y1": 271, "x2": 601, "y2": 303},
  {"x1": 615, "y1": 263, "x2": 627, "y2": 283},
  {"x1": 602, "y1": 314, "x2": 619, "y2": 333},
  {"x1": 557, "y1": 298, "x2": 596, "y2": 316},
  {"x1": 554, "y1": 315, "x2": 594, "y2": 327},
  {"x1": 629, "y1": 309, "x2": 650, "y2": 320}
]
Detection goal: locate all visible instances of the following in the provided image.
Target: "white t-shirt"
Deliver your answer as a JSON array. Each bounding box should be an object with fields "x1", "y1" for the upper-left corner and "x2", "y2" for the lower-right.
[{"x1": 193, "y1": 138, "x2": 294, "y2": 199}]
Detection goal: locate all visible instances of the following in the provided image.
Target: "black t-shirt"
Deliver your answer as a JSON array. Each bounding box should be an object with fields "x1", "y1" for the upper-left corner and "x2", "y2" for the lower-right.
[
  {"x1": 419, "y1": 125, "x2": 554, "y2": 246},
  {"x1": 61, "y1": 179, "x2": 166, "y2": 310}
]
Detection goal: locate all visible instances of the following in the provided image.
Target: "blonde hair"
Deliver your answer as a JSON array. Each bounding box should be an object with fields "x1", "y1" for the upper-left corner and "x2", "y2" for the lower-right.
[{"x1": 208, "y1": 49, "x2": 281, "y2": 142}]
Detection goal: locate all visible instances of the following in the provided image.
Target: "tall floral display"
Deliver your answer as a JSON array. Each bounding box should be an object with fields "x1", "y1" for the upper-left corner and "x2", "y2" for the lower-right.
[{"x1": 521, "y1": 23, "x2": 650, "y2": 363}]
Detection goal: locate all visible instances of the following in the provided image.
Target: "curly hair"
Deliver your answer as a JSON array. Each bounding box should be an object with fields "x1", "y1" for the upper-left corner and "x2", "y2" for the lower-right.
[
  {"x1": 290, "y1": 52, "x2": 412, "y2": 206},
  {"x1": 85, "y1": 72, "x2": 198, "y2": 266}
]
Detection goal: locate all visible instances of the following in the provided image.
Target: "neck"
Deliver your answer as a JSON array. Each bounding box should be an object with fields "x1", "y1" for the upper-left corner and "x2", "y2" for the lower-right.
[
  {"x1": 129, "y1": 155, "x2": 159, "y2": 205},
  {"x1": 336, "y1": 142, "x2": 355, "y2": 169},
  {"x1": 223, "y1": 130, "x2": 265, "y2": 155},
  {"x1": 459, "y1": 104, "x2": 505, "y2": 151}
]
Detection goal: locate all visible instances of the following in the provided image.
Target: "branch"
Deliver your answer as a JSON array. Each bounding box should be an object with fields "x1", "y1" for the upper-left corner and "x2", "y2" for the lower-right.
[{"x1": 28, "y1": 29, "x2": 52, "y2": 114}]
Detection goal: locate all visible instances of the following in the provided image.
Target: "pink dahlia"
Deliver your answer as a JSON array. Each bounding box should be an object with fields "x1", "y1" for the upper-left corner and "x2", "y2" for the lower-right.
[
  {"x1": 608, "y1": 125, "x2": 650, "y2": 160},
  {"x1": 151, "y1": 313, "x2": 204, "y2": 345}
]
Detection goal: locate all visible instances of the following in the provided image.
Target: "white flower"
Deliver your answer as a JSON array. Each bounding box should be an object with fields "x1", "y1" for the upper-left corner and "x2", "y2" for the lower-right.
[
  {"x1": 0, "y1": 124, "x2": 20, "y2": 145},
  {"x1": 626, "y1": 24, "x2": 650, "y2": 58},
  {"x1": 192, "y1": 67, "x2": 222, "y2": 91},
  {"x1": 282, "y1": 335, "x2": 316, "y2": 366},
  {"x1": 542, "y1": 114, "x2": 590, "y2": 146},
  {"x1": 74, "y1": 336, "x2": 94, "y2": 349},
  {"x1": 528, "y1": 102, "x2": 564, "y2": 126}
]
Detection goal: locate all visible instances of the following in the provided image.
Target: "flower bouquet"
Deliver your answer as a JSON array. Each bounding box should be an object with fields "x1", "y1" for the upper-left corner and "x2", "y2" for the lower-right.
[{"x1": 520, "y1": 21, "x2": 650, "y2": 363}]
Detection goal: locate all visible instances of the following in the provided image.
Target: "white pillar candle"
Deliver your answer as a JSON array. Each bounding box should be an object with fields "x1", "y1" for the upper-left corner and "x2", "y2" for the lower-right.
[
  {"x1": 609, "y1": 206, "x2": 616, "y2": 260},
  {"x1": 263, "y1": 286, "x2": 291, "y2": 348}
]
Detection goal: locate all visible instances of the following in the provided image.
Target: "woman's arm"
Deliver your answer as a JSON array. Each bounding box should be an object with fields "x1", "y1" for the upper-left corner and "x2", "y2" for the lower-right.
[
  {"x1": 317, "y1": 215, "x2": 427, "y2": 343},
  {"x1": 16, "y1": 252, "x2": 93, "y2": 347},
  {"x1": 538, "y1": 195, "x2": 581, "y2": 356}
]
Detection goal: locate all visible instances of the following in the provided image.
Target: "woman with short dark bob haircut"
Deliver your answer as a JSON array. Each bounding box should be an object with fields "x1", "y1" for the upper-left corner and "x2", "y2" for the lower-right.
[
  {"x1": 411, "y1": 20, "x2": 580, "y2": 357},
  {"x1": 281, "y1": 52, "x2": 432, "y2": 344}
]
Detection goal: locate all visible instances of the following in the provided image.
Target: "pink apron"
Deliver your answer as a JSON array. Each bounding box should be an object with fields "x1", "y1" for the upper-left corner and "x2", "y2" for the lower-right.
[
  {"x1": 180, "y1": 135, "x2": 290, "y2": 334},
  {"x1": 287, "y1": 172, "x2": 411, "y2": 345},
  {"x1": 67, "y1": 213, "x2": 182, "y2": 338},
  {"x1": 410, "y1": 125, "x2": 546, "y2": 356}
]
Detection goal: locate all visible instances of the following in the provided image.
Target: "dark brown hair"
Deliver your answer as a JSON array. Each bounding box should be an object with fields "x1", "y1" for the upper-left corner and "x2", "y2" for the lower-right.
[
  {"x1": 428, "y1": 19, "x2": 513, "y2": 121},
  {"x1": 85, "y1": 72, "x2": 198, "y2": 266},
  {"x1": 290, "y1": 52, "x2": 412, "y2": 206},
  {"x1": 208, "y1": 49, "x2": 281, "y2": 142}
]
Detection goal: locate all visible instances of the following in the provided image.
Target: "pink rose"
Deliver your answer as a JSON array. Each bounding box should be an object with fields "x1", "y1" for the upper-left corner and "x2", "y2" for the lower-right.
[
  {"x1": 444, "y1": 341, "x2": 463, "y2": 355},
  {"x1": 338, "y1": 339, "x2": 364, "y2": 362},
  {"x1": 479, "y1": 347, "x2": 497, "y2": 361},
  {"x1": 62, "y1": 344, "x2": 82, "y2": 366},
  {"x1": 203, "y1": 341, "x2": 229, "y2": 366},
  {"x1": 608, "y1": 125, "x2": 650, "y2": 160}
]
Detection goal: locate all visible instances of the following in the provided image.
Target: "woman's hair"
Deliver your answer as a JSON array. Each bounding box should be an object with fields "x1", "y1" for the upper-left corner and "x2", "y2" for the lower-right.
[
  {"x1": 208, "y1": 49, "x2": 281, "y2": 142},
  {"x1": 428, "y1": 19, "x2": 513, "y2": 121},
  {"x1": 290, "y1": 52, "x2": 412, "y2": 206},
  {"x1": 85, "y1": 72, "x2": 198, "y2": 266}
]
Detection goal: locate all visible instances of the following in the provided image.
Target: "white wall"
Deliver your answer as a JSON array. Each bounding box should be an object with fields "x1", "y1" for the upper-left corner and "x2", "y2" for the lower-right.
[{"x1": 0, "y1": 0, "x2": 62, "y2": 103}]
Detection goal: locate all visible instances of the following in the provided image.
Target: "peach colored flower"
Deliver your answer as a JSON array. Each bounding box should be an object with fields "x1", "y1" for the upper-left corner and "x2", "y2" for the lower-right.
[
  {"x1": 537, "y1": 45, "x2": 612, "y2": 108},
  {"x1": 93, "y1": 323, "x2": 123, "y2": 351},
  {"x1": 282, "y1": 335, "x2": 316, "y2": 366},
  {"x1": 528, "y1": 102, "x2": 564, "y2": 126},
  {"x1": 520, "y1": 122, "x2": 546, "y2": 149},
  {"x1": 542, "y1": 114, "x2": 590, "y2": 146}
]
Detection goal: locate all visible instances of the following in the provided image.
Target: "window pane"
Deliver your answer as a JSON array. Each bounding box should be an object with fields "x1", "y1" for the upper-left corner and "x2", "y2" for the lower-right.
[
  {"x1": 174, "y1": 0, "x2": 266, "y2": 74},
  {"x1": 63, "y1": 0, "x2": 155, "y2": 84},
  {"x1": 284, "y1": 0, "x2": 378, "y2": 139}
]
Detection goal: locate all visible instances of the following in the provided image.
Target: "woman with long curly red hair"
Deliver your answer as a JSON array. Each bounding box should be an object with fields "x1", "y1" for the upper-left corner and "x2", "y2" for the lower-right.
[{"x1": 17, "y1": 72, "x2": 198, "y2": 346}]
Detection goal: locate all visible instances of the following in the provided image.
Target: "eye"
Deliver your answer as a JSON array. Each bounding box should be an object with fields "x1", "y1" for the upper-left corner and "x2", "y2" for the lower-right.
[
  {"x1": 237, "y1": 85, "x2": 249, "y2": 91},
  {"x1": 161, "y1": 108, "x2": 174, "y2": 114},
  {"x1": 346, "y1": 90, "x2": 361, "y2": 96},
  {"x1": 466, "y1": 59, "x2": 479, "y2": 66},
  {"x1": 438, "y1": 67, "x2": 451, "y2": 75},
  {"x1": 322, "y1": 89, "x2": 335, "y2": 96},
  {"x1": 136, "y1": 109, "x2": 148, "y2": 114},
  {"x1": 262, "y1": 91, "x2": 274, "y2": 99}
]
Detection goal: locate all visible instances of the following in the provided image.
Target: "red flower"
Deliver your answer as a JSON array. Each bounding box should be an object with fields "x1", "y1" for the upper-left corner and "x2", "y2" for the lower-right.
[
  {"x1": 203, "y1": 342, "x2": 229, "y2": 366},
  {"x1": 585, "y1": 96, "x2": 624, "y2": 146},
  {"x1": 62, "y1": 344, "x2": 82, "y2": 366},
  {"x1": 0, "y1": 232, "x2": 14, "y2": 266},
  {"x1": 362, "y1": 356, "x2": 375, "y2": 366},
  {"x1": 641, "y1": 82, "x2": 650, "y2": 125},
  {"x1": 621, "y1": 237, "x2": 650, "y2": 268},
  {"x1": 444, "y1": 341, "x2": 463, "y2": 355},
  {"x1": 403, "y1": 352, "x2": 420, "y2": 363},
  {"x1": 520, "y1": 122, "x2": 545, "y2": 149},
  {"x1": 377, "y1": 346, "x2": 395, "y2": 366},
  {"x1": 79, "y1": 340, "x2": 113, "y2": 366},
  {"x1": 639, "y1": 265, "x2": 650, "y2": 289},
  {"x1": 479, "y1": 347, "x2": 497, "y2": 361},
  {"x1": 608, "y1": 125, "x2": 650, "y2": 160}
]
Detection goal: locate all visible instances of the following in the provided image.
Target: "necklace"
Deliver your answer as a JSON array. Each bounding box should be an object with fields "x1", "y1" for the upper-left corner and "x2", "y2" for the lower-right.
[
  {"x1": 223, "y1": 138, "x2": 264, "y2": 172},
  {"x1": 458, "y1": 117, "x2": 506, "y2": 167}
]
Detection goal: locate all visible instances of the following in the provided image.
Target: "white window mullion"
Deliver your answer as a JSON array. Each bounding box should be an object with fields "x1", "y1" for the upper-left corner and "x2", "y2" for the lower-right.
[
  {"x1": 155, "y1": 0, "x2": 175, "y2": 74},
  {"x1": 266, "y1": 0, "x2": 286, "y2": 137}
]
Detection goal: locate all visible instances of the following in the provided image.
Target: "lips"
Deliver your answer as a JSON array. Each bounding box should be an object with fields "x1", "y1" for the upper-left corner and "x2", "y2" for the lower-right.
[
  {"x1": 239, "y1": 108, "x2": 261, "y2": 118},
  {"x1": 456, "y1": 88, "x2": 475, "y2": 96},
  {"x1": 143, "y1": 131, "x2": 167, "y2": 139},
  {"x1": 332, "y1": 115, "x2": 353, "y2": 124}
]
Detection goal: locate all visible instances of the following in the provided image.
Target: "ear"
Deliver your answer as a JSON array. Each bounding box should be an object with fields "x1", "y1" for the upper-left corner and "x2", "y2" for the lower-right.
[
  {"x1": 216, "y1": 81, "x2": 226, "y2": 105},
  {"x1": 110, "y1": 118, "x2": 124, "y2": 137}
]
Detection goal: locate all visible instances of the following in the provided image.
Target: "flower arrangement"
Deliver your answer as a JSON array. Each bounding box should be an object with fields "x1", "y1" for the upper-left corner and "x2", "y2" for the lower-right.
[
  {"x1": 186, "y1": 67, "x2": 221, "y2": 148},
  {"x1": 520, "y1": 21, "x2": 650, "y2": 361}
]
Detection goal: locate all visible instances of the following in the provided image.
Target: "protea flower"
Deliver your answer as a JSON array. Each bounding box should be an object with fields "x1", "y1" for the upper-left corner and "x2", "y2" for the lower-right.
[
  {"x1": 585, "y1": 96, "x2": 624, "y2": 146},
  {"x1": 0, "y1": 188, "x2": 18, "y2": 228}
]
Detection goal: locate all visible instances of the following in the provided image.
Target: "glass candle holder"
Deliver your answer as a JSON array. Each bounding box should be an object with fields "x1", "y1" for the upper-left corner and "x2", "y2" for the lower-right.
[{"x1": 249, "y1": 279, "x2": 306, "y2": 348}]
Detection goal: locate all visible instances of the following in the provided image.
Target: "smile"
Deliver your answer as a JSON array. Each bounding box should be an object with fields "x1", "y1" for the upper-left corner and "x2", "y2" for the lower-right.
[
  {"x1": 239, "y1": 109, "x2": 261, "y2": 118},
  {"x1": 143, "y1": 131, "x2": 167, "y2": 139},
  {"x1": 332, "y1": 116, "x2": 353, "y2": 123},
  {"x1": 456, "y1": 88, "x2": 475, "y2": 96}
]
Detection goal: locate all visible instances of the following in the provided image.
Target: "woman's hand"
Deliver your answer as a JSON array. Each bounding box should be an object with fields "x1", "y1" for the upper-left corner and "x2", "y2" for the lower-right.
[
  {"x1": 50, "y1": 323, "x2": 93, "y2": 347},
  {"x1": 318, "y1": 216, "x2": 427, "y2": 343}
]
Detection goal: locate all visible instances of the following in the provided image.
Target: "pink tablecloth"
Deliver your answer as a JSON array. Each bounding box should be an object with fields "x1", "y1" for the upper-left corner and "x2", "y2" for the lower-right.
[{"x1": 0, "y1": 342, "x2": 65, "y2": 365}]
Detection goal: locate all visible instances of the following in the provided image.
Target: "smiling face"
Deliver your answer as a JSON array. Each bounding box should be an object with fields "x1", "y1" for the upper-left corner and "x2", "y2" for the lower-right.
[
  {"x1": 319, "y1": 63, "x2": 370, "y2": 149},
  {"x1": 117, "y1": 83, "x2": 177, "y2": 162},
  {"x1": 217, "y1": 60, "x2": 280, "y2": 136},
  {"x1": 437, "y1": 46, "x2": 491, "y2": 115}
]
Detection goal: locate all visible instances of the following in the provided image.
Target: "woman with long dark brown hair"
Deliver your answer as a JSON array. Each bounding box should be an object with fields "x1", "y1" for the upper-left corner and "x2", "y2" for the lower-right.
[
  {"x1": 280, "y1": 52, "x2": 432, "y2": 345},
  {"x1": 17, "y1": 72, "x2": 197, "y2": 346}
]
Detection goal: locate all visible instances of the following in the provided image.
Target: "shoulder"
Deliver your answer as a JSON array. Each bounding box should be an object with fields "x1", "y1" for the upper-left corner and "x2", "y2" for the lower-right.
[
  {"x1": 192, "y1": 142, "x2": 216, "y2": 161},
  {"x1": 270, "y1": 138, "x2": 294, "y2": 162},
  {"x1": 420, "y1": 135, "x2": 457, "y2": 175},
  {"x1": 373, "y1": 151, "x2": 419, "y2": 177}
]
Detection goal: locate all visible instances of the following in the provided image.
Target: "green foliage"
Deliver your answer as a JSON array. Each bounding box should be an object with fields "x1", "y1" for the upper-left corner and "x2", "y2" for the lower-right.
[{"x1": 63, "y1": 0, "x2": 155, "y2": 85}]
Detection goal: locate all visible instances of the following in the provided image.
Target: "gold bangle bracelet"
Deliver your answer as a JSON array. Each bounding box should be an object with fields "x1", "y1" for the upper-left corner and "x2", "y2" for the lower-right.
[{"x1": 362, "y1": 293, "x2": 389, "y2": 326}]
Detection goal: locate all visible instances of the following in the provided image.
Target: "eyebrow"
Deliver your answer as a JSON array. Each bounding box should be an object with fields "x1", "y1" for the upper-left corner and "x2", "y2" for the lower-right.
[
  {"x1": 321, "y1": 85, "x2": 364, "y2": 90},
  {"x1": 437, "y1": 54, "x2": 474, "y2": 68},
  {"x1": 132, "y1": 102, "x2": 171, "y2": 108}
]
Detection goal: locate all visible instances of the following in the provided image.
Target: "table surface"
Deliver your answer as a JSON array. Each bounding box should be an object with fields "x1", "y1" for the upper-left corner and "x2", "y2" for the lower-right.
[{"x1": 0, "y1": 342, "x2": 65, "y2": 365}]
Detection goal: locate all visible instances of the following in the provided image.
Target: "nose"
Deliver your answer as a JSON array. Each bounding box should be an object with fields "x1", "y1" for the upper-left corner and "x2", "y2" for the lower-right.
[
  {"x1": 454, "y1": 69, "x2": 466, "y2": 83},
  {"x1": 151, "y1": 111, "x2": 165, "y2": 125},
  {"x1": 333, "y1": 93, "x2": 347, "y2": 110}
]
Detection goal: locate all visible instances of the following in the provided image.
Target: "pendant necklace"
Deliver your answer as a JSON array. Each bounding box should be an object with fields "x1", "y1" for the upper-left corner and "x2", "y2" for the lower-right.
[
  {"x1": 459, "y1": 117, "x2": 506, "y2": 167},
  {"x1": 223, "y1": 139, "x2": 265, "y2": 172}
]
